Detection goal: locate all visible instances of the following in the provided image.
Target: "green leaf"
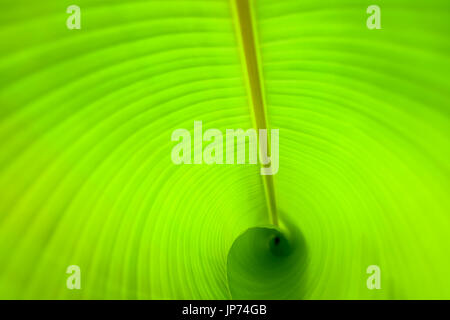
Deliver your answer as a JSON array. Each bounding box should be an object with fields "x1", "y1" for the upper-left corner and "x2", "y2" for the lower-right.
[{"x1": 0, "y1": 0, "x2": 449, "y2": 299}]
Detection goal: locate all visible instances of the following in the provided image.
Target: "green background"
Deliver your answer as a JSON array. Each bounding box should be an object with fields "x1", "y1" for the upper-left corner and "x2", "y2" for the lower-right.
[{"x1": 0, "y1": 0, "x2": 449, "y2": 299}]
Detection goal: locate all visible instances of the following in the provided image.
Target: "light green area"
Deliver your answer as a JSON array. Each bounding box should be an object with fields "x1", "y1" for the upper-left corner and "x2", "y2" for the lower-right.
[{"x1": 0, "y1": 0, "x2": 449, "y2": 299}]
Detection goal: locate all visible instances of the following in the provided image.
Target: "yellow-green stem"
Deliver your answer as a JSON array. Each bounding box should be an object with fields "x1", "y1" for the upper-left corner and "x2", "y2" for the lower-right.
[{"x1": 231, "y1": 0, "x2": 278, "y2": 226}]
